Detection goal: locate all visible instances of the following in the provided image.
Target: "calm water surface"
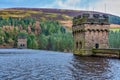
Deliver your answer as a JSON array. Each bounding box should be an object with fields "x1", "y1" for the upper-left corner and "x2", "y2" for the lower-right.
[{"x1": 0, "y1": 49, "x2": 120, "y2": 80}]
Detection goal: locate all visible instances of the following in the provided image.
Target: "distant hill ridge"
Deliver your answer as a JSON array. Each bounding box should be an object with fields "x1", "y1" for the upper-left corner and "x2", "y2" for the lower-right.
[
  {"x1": 0, "y1": 8, "x2": 120, "y2": 25},
  {"x1": 4, "y1": 8, "x2": 117, "y2": 16}
]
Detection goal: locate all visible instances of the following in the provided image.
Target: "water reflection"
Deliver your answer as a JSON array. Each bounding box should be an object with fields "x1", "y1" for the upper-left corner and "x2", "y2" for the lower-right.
[
  {"x1": 0, "y1": 49, "x2": 120, "y2": 80},
  {"x1": 68, "y1": 56, "x2": 112, "y2": 80}
]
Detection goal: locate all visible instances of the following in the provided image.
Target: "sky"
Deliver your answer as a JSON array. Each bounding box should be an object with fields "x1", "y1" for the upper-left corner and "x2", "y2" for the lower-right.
[{"x1": 0, "y1": 0, "x2": 120, "y2": 16}]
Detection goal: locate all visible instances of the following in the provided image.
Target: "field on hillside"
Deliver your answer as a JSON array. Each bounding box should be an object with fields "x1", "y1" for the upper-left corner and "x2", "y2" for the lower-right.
[
  {"x1": 0, "y1": 8, "x2": 120, "y2": 25},
  {"x1": 0, "y1": 9, "x2": 72, "y2": 21},
  {"x1": 110, "y1": 28, "x2": 120, "y2": 32}
]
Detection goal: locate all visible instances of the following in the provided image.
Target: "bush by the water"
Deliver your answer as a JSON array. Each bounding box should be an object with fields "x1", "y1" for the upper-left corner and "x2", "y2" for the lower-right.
[{"x1": 109, "y1": 30, "x2": 120, "y2": 48}]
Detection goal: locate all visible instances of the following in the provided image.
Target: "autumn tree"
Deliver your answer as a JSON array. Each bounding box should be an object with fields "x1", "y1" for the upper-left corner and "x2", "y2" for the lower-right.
[
  {"x1": 28, "y1": 24, "x2": 32, "y2": 34},
  {"x1": 19, "y1": 25, "x2": 23, "y2": 31},
  {"x1": 0, "y1": 28, "x2": 5, "y2": 44},
  {"x1": 35, "y1": 21, "x2": 41, "y2": 35}
]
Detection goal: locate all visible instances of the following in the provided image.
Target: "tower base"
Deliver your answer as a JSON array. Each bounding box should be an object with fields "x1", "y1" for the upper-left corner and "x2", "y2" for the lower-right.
[{"x1": 73, "y1": 49, "x2": 93, "y2": 56}]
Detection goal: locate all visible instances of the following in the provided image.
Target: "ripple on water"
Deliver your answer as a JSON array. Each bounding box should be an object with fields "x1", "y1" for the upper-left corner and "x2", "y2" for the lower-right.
[{"x1": 0, "y1": 49, "x2": 120, "y2": 80}]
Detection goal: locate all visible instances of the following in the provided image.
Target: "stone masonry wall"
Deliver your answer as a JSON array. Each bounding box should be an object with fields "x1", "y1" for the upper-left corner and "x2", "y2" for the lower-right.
[{"x1": 85, "y1": 24, "x2": 109, "y2": 49}]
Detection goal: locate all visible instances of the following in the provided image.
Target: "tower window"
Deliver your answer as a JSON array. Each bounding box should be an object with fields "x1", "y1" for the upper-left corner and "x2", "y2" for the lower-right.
[
  {"x1": 79, "y1": 42, "x2": 82, "y2": 49},
  {"x1": 93, "y1": 14, "x2": 99, "y2": 18},
  {"x1": 83, "y1": 14, "x2": 90, "y2": 18},
  {"x1": 91, "y1": 22, "x2": 94, "y2": 25},
  {"x1": 20, "y1": 44, "x2": 22, "y2": 47},
  {"x1": 23, "y1": 44, "x2": 25, "y2": 47},
  {"x1": 95, "y1": 43, "x2": 99, "y2": 49},
  {"x1": 76, "y1": 42, "x2": 78, "y2": 49},
  {"x1": 103, "y1": 14, "x2": 109, "y2": 18}
]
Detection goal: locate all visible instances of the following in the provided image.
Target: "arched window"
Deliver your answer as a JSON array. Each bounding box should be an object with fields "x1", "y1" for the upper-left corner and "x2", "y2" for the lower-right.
[
  {"x1": 23, "y1": 44, "x2": 25, "y2": 47},
  {"x1": 20, "y1": 44, "x2": 22, "y2": 47},
  {"x1": 95, "y1": 43, "x2": 99, "y2": 49},
  {"x1": 79, "y1": 42, "x2": 82, "y2": 49},
  {"x1": 76, "y1": 42, "x2": 78, "y2": 49}
]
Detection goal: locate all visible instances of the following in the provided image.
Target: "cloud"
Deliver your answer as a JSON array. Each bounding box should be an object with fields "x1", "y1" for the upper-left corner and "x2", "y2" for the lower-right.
[
  {"x1": 52, "y1": 0, "x2": 120, "y2": 16},
  {"x1": 53, "y1": 0, "x2": 82, "y2": 10},
  {"x1": 89, "y1": 0, "x2": 120, "y2": 16},
  {"x1": 52, "y1": 0, "x2": 99, "y2": 10}
]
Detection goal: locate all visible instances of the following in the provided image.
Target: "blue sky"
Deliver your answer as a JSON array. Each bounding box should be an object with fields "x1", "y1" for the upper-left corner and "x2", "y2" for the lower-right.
[
  {"x1": 0, "y1": 0, "x2": 98, "y2": 8},
  {"x1": 0, "y1": 0, "x2": 120, "y2": 16}
]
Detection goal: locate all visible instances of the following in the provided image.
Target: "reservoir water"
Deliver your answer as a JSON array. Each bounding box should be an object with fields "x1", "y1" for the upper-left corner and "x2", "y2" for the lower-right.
[{"x1": 0, "y1": 49, "x2": 120, "y2": 80}]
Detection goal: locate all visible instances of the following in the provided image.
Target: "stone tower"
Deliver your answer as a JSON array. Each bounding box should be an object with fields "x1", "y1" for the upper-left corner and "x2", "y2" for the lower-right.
[
  {"x1": 18, "y1": 36, "x2": 27, "y2": 49},
  {"x1": 72, "y1": 13, "x2": 110, "y2": 55}
]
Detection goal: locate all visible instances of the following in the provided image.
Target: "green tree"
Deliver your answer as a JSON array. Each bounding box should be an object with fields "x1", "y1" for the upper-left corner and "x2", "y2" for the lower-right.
[
  {"x1": 0, "y1": 28, "x2": 5, "y2": 44},
  {"x1": 27, "y1": 33, "x2": 38, "y2": 49}
]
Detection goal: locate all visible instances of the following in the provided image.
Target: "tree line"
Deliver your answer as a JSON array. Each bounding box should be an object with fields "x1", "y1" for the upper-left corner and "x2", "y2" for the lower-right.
[
  {"x1": 108, "y1": 30, "x2": 120, "y2": 48},
  {"x1": 0, "y1": 17, "x2": 73, "y2": 52}
]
